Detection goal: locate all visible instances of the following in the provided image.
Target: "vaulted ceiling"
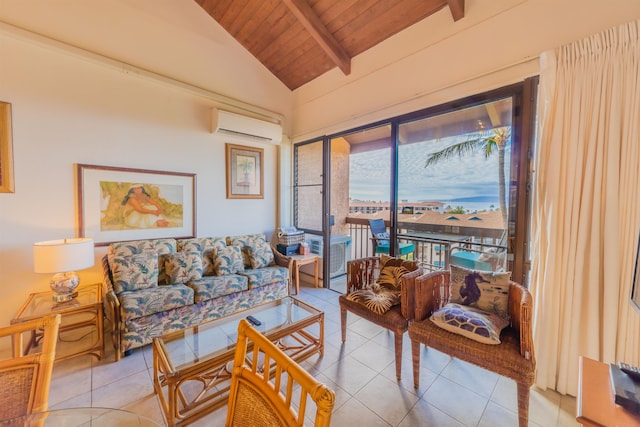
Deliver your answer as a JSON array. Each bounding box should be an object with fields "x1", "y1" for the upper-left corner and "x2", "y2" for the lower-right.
[{"x1": 195, "y1": 0, "x2": 465, "y2": 90}]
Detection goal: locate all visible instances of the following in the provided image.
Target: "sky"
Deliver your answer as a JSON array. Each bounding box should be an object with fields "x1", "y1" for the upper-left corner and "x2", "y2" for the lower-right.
[{"x1": 349, "y1": 132, "x2": 512, "y2": 208}]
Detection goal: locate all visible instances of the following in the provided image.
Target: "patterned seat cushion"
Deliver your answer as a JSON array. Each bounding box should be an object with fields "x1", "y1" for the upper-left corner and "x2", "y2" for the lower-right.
[
  {"x1": 187, "y1": 274, "x2": 249, "y2": 303},
  {"x1": 110, "y1": 252, "x2": 159, "y2": 294},
  {"x1": 108, "y1": 238, "x2": 176, "y2": 286},
  {"x1": 118, "y1": 284, "x2": 194, "y2": 321},
  {"x1": 177, "y1": 237, "x2": 226, "y2": 276},
  {"x1": 449, "y1": 264, "x2": 511, "y2": 319},
  {"x1": 164, "y1": 252, "x2": 203, "y2": 285},
  {"x1": 246, "y1": 239, "x2": 275, "y2": 269},
  {"x1": 430, "y1": 303, "x2": 509, "y2": 345},
  {"x1": 240, "y1": 266, "x2": 289, "y2": 289},
  {"x1": 228, "y1": 233, "x2": 267, "y2": 268},
  {"x1": 213, "y1": 246, "x2": 245, "y2": 275}
]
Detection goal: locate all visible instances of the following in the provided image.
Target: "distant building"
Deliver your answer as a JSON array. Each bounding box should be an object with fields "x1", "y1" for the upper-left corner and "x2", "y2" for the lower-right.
[{"x1": 349, "y1": 200, "x2": 445, "y2": 214}]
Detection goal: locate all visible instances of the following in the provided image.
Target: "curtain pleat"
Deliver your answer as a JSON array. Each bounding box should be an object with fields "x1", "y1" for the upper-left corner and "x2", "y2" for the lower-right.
[{"x1": 531, "y1": 19, "x2": 640, "y2": 395}]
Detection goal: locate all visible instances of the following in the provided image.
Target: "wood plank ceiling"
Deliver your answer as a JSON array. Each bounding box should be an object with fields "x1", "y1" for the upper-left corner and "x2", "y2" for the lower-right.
[{"x1": 195, "y1": 0, "x2": 465, "y2": 90}]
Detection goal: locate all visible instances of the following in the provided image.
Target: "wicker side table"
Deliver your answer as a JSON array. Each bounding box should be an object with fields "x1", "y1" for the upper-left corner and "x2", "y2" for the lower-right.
[{"x1": 11, "y1": 282, "x2": 104, "y2": 362}]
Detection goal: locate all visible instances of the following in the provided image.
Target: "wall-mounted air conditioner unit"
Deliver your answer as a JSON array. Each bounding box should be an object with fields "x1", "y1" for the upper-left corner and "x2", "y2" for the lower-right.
[{"x1": 211, "y1": 108, "x2": 282, "y2": 145}]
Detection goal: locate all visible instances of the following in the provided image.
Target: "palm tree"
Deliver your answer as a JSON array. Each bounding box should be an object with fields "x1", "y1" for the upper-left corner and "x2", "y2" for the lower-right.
[{"x1": 425, "y1": 127, "x2": 510, "y2": 227}]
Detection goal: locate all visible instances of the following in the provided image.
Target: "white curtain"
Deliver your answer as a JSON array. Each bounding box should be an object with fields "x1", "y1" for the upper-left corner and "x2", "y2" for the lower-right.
[{"x1": 531, "y1": 19, "x2": 640, "y2": 395}]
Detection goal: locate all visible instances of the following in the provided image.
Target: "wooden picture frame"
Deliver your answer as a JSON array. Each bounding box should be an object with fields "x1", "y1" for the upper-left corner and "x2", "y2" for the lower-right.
[
  {"x1": 0, "y1": 101, "x2": 14, "y2": 193},
  {"x1": 225, "y1": 143, "x2": 264, "y2": 199},
  {"x1": 77, "y1": 164, "x2": 196, "y2": 245}
]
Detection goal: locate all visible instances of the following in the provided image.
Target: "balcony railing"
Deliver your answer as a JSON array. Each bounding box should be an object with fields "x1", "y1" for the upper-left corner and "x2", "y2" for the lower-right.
[{"x1": 345, "y1": 217, "x2": 506, "y2": 272}]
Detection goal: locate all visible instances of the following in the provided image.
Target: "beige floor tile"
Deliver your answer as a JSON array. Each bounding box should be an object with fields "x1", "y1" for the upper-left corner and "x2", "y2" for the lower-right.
[
  {"x1": 440, "y1": 358, "x2": 500, "y2": 398},
  {"x1": 122, "y1": 393, "x2": 166, "y2": 427},
  {"x1": 41, "y1": 287, "x2": 579, "y2": 427},
  {"x1": 330, "y1": 397, "x2": 391, "y2": 426},
  {"x1": 321, "y1": 353, "x2": 379, "y2": 395},
  {"x1": 422, "y1": 375, "x2": 489, "y2": 426},
  {"x1": 354, "y1": 374, "x2": 419, "y2": 425},
  {"x1": 347, "y1": 317, "x2": 386, "y2": 339},
  {"x1": 349, "y1": 337, "x2": 396, "y2": 373},
  {"x1": 398, "y1": 397, "x2": 465, "y2": 427},
  {"x1": 92, "y1": 347, "x2": 148, "y2": 389},
  {"x1": 91, "y1": 369, "x2": 154, "y2": 409}
]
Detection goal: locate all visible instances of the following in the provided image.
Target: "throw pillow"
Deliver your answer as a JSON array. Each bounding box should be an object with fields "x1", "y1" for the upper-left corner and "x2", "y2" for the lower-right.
[
  {"x1": 246, "y1": 239, "x2": 274, "y2": 269},
  {"x1": 345, "y1": 283, "x2": 400, "y2": 315},
  {"x1": 178, "y1": 237, "x2": 226, "y2": 276},
  {"x1": 430, "y1": 303, "x2": 509, "y2": 345},
  {"x1": 111, "y1": 252, "x2": 158, "y2": 294},
  {"x1": 376, "y1": 255, "x2": 410, "y2": 290},
  {"x1": 213, "y1": 245, "x2": 245, "y2": 276},
  {"x1": 164, "y1": 252, "x2": 203, "y2": 285},
  {"x1": 449, "y1": 264, "x2": 511, "y2": 319}
]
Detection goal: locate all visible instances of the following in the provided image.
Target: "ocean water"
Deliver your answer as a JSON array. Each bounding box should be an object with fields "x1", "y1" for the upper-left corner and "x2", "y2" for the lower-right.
[{"x1": 443, "y1": 201, "x2": 501, "y2": 213}]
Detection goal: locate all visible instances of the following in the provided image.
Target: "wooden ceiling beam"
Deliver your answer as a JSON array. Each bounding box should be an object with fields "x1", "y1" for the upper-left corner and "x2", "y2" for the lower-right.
[
  {"x1": 448, "y1": 0, "x2": 465, "y2": 21},
  {"x1": 282, "y1": 0, "x2": 351, "y2": 76}
]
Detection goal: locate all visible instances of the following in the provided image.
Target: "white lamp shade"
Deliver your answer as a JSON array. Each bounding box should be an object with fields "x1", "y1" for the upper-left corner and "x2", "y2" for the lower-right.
[{"x1": 33, "y1": 238, "x2": 95, "y2": 273}]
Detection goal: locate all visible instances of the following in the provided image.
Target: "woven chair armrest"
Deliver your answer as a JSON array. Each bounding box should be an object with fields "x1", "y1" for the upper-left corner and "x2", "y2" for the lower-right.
[
  {"x1": 508, "y1": 282, "x2": 535, "y2": 362},
  {"x1": 400, "y1": 267, "x2": 424, "y2": 321},
  {"x1": 271, "y1": 245, "x2": 293, "y2": 269},
  {"x1": 411, "y1": 270, "x2": 450, "y2": 322},
  {"x1": 346, "y1": 257, "x2": 380, "y2": 294}
]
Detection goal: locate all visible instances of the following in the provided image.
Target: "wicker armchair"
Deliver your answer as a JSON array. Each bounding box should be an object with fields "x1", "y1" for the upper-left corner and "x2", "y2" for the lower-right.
[
  {"x1": 407, "y1": 271, "x2": 536, "y2": 427},
  {"x1": 339, "y1": 257, "x2": 423, "y2": 380},
  {"x1": 226, "y1": 319, "x2": 336, "y2": 427},
  {"x1": 0, "y1": 314, "x2": 61, "y2": 421}
]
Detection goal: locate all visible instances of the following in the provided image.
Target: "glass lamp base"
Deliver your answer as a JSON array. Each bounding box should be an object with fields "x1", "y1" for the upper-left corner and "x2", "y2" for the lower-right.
[{"x1": 50, "y1": 272, "x2": 80, "y2": 302}]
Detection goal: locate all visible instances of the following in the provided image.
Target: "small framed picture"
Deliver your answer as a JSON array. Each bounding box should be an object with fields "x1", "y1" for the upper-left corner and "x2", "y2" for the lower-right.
[
  {"x1": 225, "y1": 143, "x2": 264, "y2": 199},
  {"x1": 77, "y1": 164, "x2": 196, "y2": 245}
]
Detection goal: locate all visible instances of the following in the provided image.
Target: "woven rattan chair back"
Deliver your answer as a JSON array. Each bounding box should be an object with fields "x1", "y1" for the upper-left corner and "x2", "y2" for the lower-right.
[
  {"x1": 407, "y1": 271, "x2": 536, "y2": 427},
  {"x1": 226, "y1": 319, "x2": 335, "y2": 427},
  {"x1": 339, "y1": 257, "x2": 423, "y2": 381},
  {"x1": 0, "y1": 314, "x2": 61, "y2": 421}
]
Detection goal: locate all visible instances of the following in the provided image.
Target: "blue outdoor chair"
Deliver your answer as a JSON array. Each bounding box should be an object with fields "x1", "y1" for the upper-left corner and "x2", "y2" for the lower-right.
[{"x1": 369, "y1": 219, "x2": 415, "y2": 259}]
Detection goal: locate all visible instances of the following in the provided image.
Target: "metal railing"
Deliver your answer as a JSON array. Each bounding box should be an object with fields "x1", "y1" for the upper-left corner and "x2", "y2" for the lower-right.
[{"x1": 345, "y1": 217, "x2": 506, "y2": 272}]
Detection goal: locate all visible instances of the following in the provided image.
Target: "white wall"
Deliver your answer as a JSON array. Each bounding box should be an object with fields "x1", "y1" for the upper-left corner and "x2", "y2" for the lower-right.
[{"x1": 0, "y1": 2, "x2": 293, "y2": 328}]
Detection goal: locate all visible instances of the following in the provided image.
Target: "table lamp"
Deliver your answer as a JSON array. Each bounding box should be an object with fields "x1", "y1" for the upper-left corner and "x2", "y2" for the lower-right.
[{"x1": 33, "y1": 238, "x2": 95, "y2": 302}]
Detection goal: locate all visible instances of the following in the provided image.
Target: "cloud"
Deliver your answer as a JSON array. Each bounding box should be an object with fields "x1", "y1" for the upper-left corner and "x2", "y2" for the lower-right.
[{"x1": 350, "y1": 133, "x2": 511, "y2": 203}]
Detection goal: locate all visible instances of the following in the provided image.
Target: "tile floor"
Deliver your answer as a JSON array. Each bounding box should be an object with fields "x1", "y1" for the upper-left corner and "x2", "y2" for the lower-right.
[{"x1": 48, "y1": 286, "x2": 580, "y2": 427}]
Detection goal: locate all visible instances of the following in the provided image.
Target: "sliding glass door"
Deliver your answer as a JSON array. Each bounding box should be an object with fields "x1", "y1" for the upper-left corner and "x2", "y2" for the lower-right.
[
  {"x1": 397, "y1": 97, "x2": 514, "y2": 273},
  {"x1": 294, "y1": 79, "x2": 537, "y2": 290}
]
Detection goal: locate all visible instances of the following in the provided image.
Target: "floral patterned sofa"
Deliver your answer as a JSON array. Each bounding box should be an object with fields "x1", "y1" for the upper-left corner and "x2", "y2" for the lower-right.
[{"x1": 101, "y1": 233, "x2": 290, "y2": 360}]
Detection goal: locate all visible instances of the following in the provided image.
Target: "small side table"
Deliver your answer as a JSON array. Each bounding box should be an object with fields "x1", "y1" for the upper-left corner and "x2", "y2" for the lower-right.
[
  {"x1": 11, "y1": 282, "x2": 104, "y2": 362},
  {"x1": 290, "y1": 254, "x2": 319, "y2": 295},
  {"x1": 577, "y1": 356, "x2": 640, "y2": 426}
]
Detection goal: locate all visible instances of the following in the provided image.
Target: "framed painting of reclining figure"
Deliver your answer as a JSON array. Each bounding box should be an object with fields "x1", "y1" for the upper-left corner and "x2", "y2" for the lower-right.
[{"x1": 76, "y1": 164, "x2": 196, "y2": 245}]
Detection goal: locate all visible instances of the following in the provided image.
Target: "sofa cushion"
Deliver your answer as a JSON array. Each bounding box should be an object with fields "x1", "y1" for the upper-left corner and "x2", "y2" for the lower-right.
[
  {"x1": 177, "y1": 237, "x2": 226, "y2": 276},
  {"x1": 118, "y1": 284, "x2": 194, "y2": 321},
  {"x1": 165, "y1": 252, "x2": 203, "y2": 285},
  {"x1": 376, "y1": 255, "x2": 411, "y2": 290},
  {"x1": 228, "y1": 233, "x2": 267, "y2": 268},
  {"x1": 109, "y1": 238, "x2": 176, "y2": 285},
  {"x1": 239, "y1": 266, "x2": 289, "y2": 289},
  {"x1": 213, "y1": 245, "x2": 245, "y2": 275},
  {"x1": 187, "y1": 274, "x2": 249, "y2": 303},
  {"x1": 345, "y1": 283, "x2": 400, "y2": 315},
  {"x1": 111, "y1": 252, "x2": 159, "y2": 294},
  {"x1": 449, "y1": 264, "x2": 511, "y2": 319},
  {"x1": 430, "y1": 303, "x2": 509, "y2": 345},
  {"x1": 246, "y1": 239, "x2": 275, "y2": 269}
]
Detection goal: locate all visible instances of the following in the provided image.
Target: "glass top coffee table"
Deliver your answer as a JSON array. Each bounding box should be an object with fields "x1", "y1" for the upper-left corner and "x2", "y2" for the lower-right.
[{"x1": 152, "y1": 296, "x2": 324, "y2": 427}]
